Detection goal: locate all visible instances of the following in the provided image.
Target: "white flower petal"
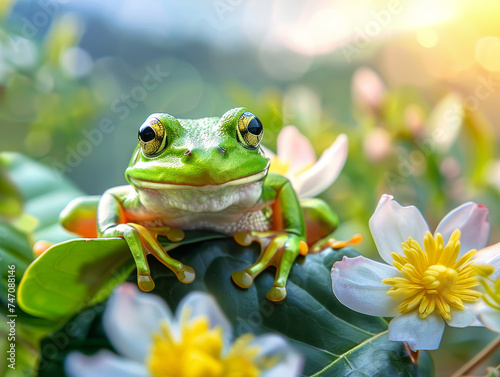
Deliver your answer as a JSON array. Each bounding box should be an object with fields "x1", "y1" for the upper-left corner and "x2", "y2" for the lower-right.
[
  {"x1": 252, "y1": 334, "x2": 303, "y2": 377},
  {"x1": 331, "y1": 256, "x2": 400, "y2": 317},
  {"x1": 64, "y1": 350, "x2": 149, "y2": 377},
  {"x1": 477, "y1": 306, "x2": 500, "y2": 333},
  {"x1": 103, "y1": 283, "x2": 172, "y2": 363},
  {"x1": 446, "y1": 304, "x2": 477, "y2": 328},
  {"x1": 295, "y1": 133, "x2": 348, "y2": 198},
  {"x1": 388, "y1": 312, "x2": 445, "y2": 351},
  {"x1": 474, "y1": 242, "x2": 500, "y2": 280},
  {"x1": 177, "y1": 292, "x2": 232, "y2": 347},
  {"x1": 435, "y1": 202, "x2": 490, "y2": 253},
  {"x1": 277, "y1": 126, "x2": 317, "y2": 175},
  {"x1": 369, "y1": 194, "x2": 430, "y2": 264}
]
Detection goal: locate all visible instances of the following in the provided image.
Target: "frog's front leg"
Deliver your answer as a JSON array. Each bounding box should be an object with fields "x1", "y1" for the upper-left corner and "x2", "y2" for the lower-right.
[
  {"x1": 98, "y1": 188, "x2": 194, "y2": 292},
  {"x1": 231, "y1": 174, "x2": 308, "y2": 302}
]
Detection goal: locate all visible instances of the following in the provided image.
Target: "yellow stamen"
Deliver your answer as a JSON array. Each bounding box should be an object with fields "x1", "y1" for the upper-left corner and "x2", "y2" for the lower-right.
[
  {"x1": 268, "y1": 156, "x2": 315, "y2": 178},
  {"x1": 384, "y1": 230, "x2": 486, "y2": 321},
  {"x1": 478, "y1": 276, "x2": 500, "y2": 311},
  {"x1": 471, "y1": 264, "x2": 496, "y2": 278},
  {"x1": 268, "y1": 157, "x2": 290, "y2": 176},
  {"x1": 147, "y1": 316, "x2": 261, "y2": 377}
]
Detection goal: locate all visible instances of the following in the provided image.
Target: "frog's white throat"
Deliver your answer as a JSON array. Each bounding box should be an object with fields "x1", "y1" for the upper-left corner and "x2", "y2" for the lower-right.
[{"x1": 131, "y1": 171, "x2": 267, "y2": 214}]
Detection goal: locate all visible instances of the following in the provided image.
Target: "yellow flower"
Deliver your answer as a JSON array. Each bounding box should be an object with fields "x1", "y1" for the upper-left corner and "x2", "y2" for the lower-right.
[
  {"x1": 65, "y1": 284, "x2": 302, "y2": 377},
  {"x1": 332, "y1": 195, "x2": 498, "y2": 351}
]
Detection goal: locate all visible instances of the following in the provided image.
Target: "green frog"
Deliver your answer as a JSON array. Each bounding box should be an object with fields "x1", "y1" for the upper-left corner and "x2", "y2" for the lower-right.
[{"x1": 59, "y1": 108, "x2": 343, "y2": 301}]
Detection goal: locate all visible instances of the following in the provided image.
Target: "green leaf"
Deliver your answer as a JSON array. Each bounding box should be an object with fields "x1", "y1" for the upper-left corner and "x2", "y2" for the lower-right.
[
  {"x1": 154, "y1": 241, "x2": 432, "y2": 376},
  {"x1": 18, "y1": 238, "x2": 133, "y2": 320},
  {"x1": 18, "y1": 231, "x2": 226, "y2": 321},
  {"x1": 38, "y1": 240, "x2": 432, "y2": 376}
]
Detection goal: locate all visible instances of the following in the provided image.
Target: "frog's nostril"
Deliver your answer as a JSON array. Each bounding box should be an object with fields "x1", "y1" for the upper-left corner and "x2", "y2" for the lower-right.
[
  {"x1": 218, "y1": 146, "x2": 226, "y2": 153},
  {"x1": 184, "y1": 149, "x2": 191, "y2": 156}
]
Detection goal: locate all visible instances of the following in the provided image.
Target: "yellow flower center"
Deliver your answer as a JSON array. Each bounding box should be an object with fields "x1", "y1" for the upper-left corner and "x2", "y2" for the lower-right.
[
  {"x1": 382, "y1": 229, "x2": 484, "y2": 321},
  {"x1": 268, "y1": 156, "x2": 290, "y2": 176},
  {"x1": 268, "y1": 156, "x2": 314, "y2": 178},
  {"x1": 147, "y1": 315, "x2": 261, "y2": 377}
]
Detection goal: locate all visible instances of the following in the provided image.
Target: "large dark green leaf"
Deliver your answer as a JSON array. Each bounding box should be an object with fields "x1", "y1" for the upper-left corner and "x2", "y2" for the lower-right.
[{"x1": 38, "y1": 239, "x2": 433, "y2": 376}]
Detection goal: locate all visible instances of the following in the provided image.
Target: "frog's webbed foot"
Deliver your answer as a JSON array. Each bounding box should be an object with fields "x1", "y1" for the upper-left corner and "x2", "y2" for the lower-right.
[
  {"x1": 148, "y1": 226, "x2": 185, "y2": 243},
  {"x1": 104, "y1": 223, "x2": 193, "y2": 292},
  {"x1": 309, "y1": 233, "x2": 363, "y2": 253},
  {"x1": 231, "y1": 231, "x2": 308, "y2": 302}
]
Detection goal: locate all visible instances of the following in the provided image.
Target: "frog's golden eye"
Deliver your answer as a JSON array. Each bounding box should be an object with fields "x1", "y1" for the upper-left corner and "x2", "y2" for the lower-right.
[
  {"x1": 138, "y1": 117, "x2": 167, "y2": 156},
  {"x1": 236, "y1": 111, "x2": 263, "y2": 149}
]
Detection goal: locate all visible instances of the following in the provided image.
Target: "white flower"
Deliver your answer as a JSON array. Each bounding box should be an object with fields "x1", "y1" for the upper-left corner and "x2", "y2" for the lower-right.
[
  {"x1": 65, "y1": 284, "x2": 303, "y2": 377},
  {"x1": 263, "y1": 126, "x2": 348, "y2": 198},
  {"x1": 331, "y1": 194, "x2": 499, "y2": 351}
]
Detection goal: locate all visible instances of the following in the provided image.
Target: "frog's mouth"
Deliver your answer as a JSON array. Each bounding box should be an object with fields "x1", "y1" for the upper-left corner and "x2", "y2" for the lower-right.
[{"x1": 129, "y1": 167, "x2": 268, "y2": 191}]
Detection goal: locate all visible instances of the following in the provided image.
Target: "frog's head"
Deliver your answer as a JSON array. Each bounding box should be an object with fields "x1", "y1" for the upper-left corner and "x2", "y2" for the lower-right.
[{"x1": 125, "y1": 107, "x2": 270, "y2": 188}]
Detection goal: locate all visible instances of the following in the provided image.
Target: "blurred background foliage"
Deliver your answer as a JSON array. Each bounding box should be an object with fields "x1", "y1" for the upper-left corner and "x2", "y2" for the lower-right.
[{"x1": 1, "y1": 0, "x2": 500, "y2": 375}]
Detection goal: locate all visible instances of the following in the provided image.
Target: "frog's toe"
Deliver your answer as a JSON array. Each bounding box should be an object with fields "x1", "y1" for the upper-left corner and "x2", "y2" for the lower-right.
[
  {"x1": 137, "y1": 274, "x2": 155, "y2": 292},
  {"x1": 166, "y1": 228, "x2": 185, "y2": 242},
  {"x1": 176, "y1": 265, "x2": 195, "y2": 284},
  {"x1": 232, "y1": 270, "x2": 254, "y2": 289},
  {"x1": 266, "y1": 286, "x2": 287, "y2": 302},
  {"x1": 233, "y1": 231, "x2": 254, "y2": 246}
]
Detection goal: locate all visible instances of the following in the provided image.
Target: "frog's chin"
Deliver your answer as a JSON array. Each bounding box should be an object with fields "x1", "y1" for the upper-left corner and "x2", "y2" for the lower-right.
[{"x1": 128, "y1": 168, "x2": 268, "y2": 191}]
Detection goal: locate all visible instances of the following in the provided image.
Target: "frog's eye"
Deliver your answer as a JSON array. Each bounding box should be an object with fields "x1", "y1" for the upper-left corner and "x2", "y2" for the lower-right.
[
  {"x1": 138, "y1": 117, "x2": 167, "y2": 156},
  {"x1": 236, "y1": 111, "x2": 263, "y2": 149}
]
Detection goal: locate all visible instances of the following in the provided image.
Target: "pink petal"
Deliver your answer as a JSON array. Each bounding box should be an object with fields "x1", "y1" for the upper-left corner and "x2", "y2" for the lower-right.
[
  {"x1": 369, "y1": 195, "x2": 430, "y2": 265},
  {"x1": 435, "y1": 202, "x2": 490, "y2": 254},
  {"x1": 352, "y1": 67, "x2": 386, "y2": 110},
  {"x1": 388, "y1": 312, "x2": 445, "y2": 351},
  {"x1": 331, "y1": 256, "x2": 400, "y2": 317},
  {"x1": 277, "y1": 126, "x2": 316, "y2": 175},
  {"x1": 295, "y1": 133, "x2": 348, "y2": 198}
]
